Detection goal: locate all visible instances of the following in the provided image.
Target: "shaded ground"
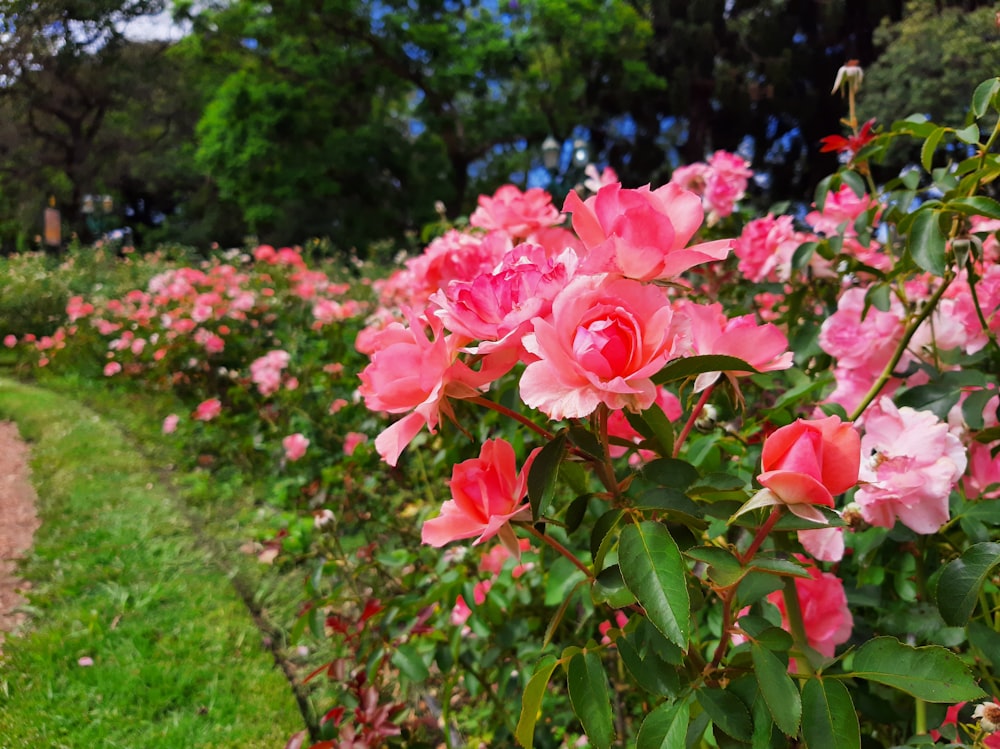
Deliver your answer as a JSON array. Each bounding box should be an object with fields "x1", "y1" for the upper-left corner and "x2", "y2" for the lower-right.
[{"x1": 0, "y1": 420, "x2": 39, "y2": 651}]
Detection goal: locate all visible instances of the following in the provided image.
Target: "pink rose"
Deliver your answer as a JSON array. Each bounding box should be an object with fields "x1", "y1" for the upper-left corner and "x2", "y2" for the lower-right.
[
  {"x1": 563, "y1": 182, "x2": 732, "y2": 281},
  {"x1": 469, "y1": 184, "x2": 561, "y2": 239},
  {"x1": 703, "y1": 150, "x2": 752, "y2": 221},
  {"x1": 673, "y1": 301, "x2": 793, "y2": 392},
  {"x1": 519, "y1": 275, "x2": 679, "y2": 420},
  {"x1": 739, "y1": 416, "x2": 860, "y2": 522},
  {"x1": 194, "y1": 398, "x2": 222, "y2": 421},
  {"x1": 856, "y1": 398, "x2": 967, "y2": 534},
  {"x1": 162, "y1": 414, "x2": 180, "y2": 434},
  {"x1": 422, "y1": 439, "x2": 539, "y2": 547},
  {"x1": 768, "y1": 559, "x2": 853, "y2": 659},
  {"x1": 965, "y1": 442, "x2": 1000, "y2": 501},
  {"x1": 2, "y1": 334, "x2": 15, "y2": 348},
  {"x1": 343, "y1": 431, "x2": 368, "y2": 457},
  {"x1": 103, "y1": 361, "x2": 122, "y2": 377},
  {"x1": 282, "y1": 433, "x2": 310, "y2": 462},
  {"x1": 359, "y1": 310, "x2": 516, "y2": 466}
]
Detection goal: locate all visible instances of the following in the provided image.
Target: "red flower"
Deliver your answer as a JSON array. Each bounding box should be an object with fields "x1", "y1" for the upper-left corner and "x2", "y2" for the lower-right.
[{"x1": 819, "y1": 119, "x2": 877, "y2": 159}]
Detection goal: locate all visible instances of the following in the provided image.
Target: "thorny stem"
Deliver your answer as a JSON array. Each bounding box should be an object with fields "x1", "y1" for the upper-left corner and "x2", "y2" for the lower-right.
[
  {"x1": 737, "y1": 506, "x2": 784, "y2": 565},
  {"x1": 594, "y1": 404, "x2": 624, "y2": 504},
  {"x1": 673, "y1": 384, "x2": 715, "y2": 458},
  {"x1": 708, "y1": 588, "x2": 736, "y2": 672},
  {"x1": 518, "y1": 522, "x2": 593, "y2": 580},
  {"x1": 468, "y1": 395, "x2": 555, "y2": 441},
  {"x1": 848, "y1": 273, "x2": 956, "y2": 422}
]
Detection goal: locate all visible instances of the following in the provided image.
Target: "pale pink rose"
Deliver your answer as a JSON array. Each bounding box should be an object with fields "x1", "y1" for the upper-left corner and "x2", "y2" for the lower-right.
[
  {"x1": 469, "y1": 184, "x2": 561, "y2": 239},
  {"x1": 194, "y1": 398, "x2": 222, "y2": 421},
  {"x1": 478, "y1": 538, "x2": 532, "y2": 576},
  {"x1": 856, "y1": 397, "x2": 967, "y2": 534},
  {"x1": 329, "y1": 398, "x2": 349, "y2": 415},
  {"x1": 964, "y1": 442, "x2": 1000, "y2": 500},
  {"x1": 519, "y1": 275, "x2": 679, "y2": 420},
  {"x1": 733, "y1": 214, "x2": 820, "y2": 283},
  {"x1": 162, "y1": 414, "x2": 180, "y2": 434},
  {"x1": 450, "y1": 596, "x2": 473, "y2": 627},
  {"x1": 739, "y1": 416, "x2": 861, "y2": 522},
  {"x1": 768, "y1": 559, "x2": 852, "y2": 659},
  {"x1": 3, "y1": 335, "x2": 16, "y2": 348},
  {"x1": 563, "y1": 182, "x2": 732, "y2": 281},
  {"x1": 66, "y1": 296, "x2": 95, "y2": 322},
  {"x1": 284, "y1": 377, "x2": 298, "y2": 391},
  {"x1": 359, "y1": 311, "x2": 517, "y2": 466},
  {"x1": 77, "y1": 656, "x2": 94, "y2": 667},
  {"x1": 669, "y1": 163, "x2": 711, "y2": 195},
  {"x1": 250, "y1": 350, "x2": 290, "y2": 396},
  {"x1": 103, "y1": 361, "x2": 122, "y2": 377},
  {"x1": 583, "y1": 165, "x2": 620, "y2": 194},
  {"x1": 422, "y1": 439, "x2": 539, "y2": 547},
  {"x1": 798, "y1": 526, "x2": 845, "y2": 563},
  {"x1": 343, "y1": 432, "x2": 368, "y2": 456},
  {"x1": 673, "y1": 301, "x2": 793, "y2": 392},
  {"x1": 805, "y1": 184, "x2": 878, "y2": 237},
  {"x1": 282, "y1": 433, "x2": 310, "y2": 462}
]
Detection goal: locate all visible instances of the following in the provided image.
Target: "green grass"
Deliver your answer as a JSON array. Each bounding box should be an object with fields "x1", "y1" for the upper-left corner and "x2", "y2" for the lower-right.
[{"x1": 0, "y1": 378, "x2": 305, "y2": 748}]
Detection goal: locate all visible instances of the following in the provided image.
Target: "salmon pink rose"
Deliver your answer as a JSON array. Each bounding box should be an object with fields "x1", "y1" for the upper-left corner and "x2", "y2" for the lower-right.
[
  {"x1": 282, "y1": 433, "x2": 309, "y2": 462},
  {"x1": 519, "y1": 275, "x2": 679, "y2": 420},
  {"x1": 737, "y1": 416, "x2": 861, "y2": 522},
  {"x1": 422, "y1": 439, "x2": 540, "y2": 547},
  {"x1": 469, "y1": 184, "x2": 561, "y2": 239},
  {"x1": 563, "y1": 182, "x2": 732, "y2": 281},
  {"x1": 768, "y1": 559, "x2": 853, "y2": 659}
]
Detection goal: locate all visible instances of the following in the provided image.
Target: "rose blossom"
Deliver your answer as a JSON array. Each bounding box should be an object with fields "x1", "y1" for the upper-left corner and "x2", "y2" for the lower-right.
[
  {"x1": 964, "y1": 442, "x2": 1000, "y2": 501},
  {"x1": 194, "y1": 398, "x2": 222, "y2": 421},
  {"x1": 282, "y1": 433, "x2": 310, "y2": 462},
  {"x1": 468, "y1": 184, "x2": 561, "y2": 239},
  {"x1": 768, "y1": 559, "x2": 853, "y2": 659},
  {"x1": 563, "y1": 181, "x2": 732, "y2": 281},
  {"x1": 343, "y1": 431, "x2": 368, "y2": 456},
  {"x1": 422, "y1": 439, "x2": 540, "y2": 547},
  {"x1": 855, "y1": 397, "x2": 967, "y2": 534},
  {"x1": 737, "y1": 415, "x2": 861, "y2": 522},
  {"x1": 162, "y1": 414, "x2": 180, "y2": 434},
  {"x1": 519, "y1": 274, "x2": 679, "y2": 420}
]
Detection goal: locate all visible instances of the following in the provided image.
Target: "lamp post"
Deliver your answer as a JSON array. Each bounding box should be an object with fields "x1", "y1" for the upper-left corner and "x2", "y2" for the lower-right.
[
  {"x1": 82, "y1": 193, "x2": 114, "y2": 240},
  {"x1": 541, "y1": 134, "x2": 590, "y2": 202}
]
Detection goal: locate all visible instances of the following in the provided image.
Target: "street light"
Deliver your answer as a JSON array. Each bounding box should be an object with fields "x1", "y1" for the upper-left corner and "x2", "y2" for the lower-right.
[
  {"x1": 542, "y1": 135, "x2": 561, "y2": 171},
  {"x1": 572, "y1": 138, "x2": 590, "y2": 168}
]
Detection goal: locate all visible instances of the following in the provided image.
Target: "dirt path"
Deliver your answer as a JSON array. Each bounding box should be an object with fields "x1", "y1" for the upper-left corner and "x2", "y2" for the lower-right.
[{"x1": 0, "y1": 420, "x2": 39, "y2": 651}]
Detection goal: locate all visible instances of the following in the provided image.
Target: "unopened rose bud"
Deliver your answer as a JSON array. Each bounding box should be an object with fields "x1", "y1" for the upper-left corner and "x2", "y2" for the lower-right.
[{"x1": 832, "y1": 60, "x2": 864, "y2": 95}]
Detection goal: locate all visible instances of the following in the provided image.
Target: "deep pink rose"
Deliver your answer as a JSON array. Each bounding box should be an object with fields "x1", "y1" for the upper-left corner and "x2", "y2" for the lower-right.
[
  {"x1": 422, "y1": 439, "x2": 540, "y2": 547},
  {"x1": 739, "y1": 416, "x2": 860, "y2": 522},
  {"x1": 768, "y1": 560, "x2": 853, "y2": 659},
  {"x1": 519, "y1": 275, "x2": 679, "y2": 420},
  {"x1": 563, "y1": 182, "x2": 732, "y2": 281},
  {"x1": 194, "y1": 398, "x2": 222, "y2": 421},
  {"x1": 856, "y1": 397, "x2": 967, "y2": 534},
  {"x1": 282, "y1": 433, "x2": 310, "y2": 462},
  {"x1": 965, "y1": 441, "x2": 1000, "y2": 501}
]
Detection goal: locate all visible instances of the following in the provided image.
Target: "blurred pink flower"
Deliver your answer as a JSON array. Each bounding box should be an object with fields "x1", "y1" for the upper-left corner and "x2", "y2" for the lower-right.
[
  {"x1": 103, "y1": 361, "x2": 122, "y2": 377},
  {"x1": 798, "y1": 526, "x2": 845, "y2": 563},
  {"x1": 2, "y1": 334, "x2": 15, "y2": 348},
  {"x1": 162, "y1": 414, "x2": 179, "y2": 434},
  {"x1": 564, "y1": 181, "x2": 732, "y2": 281},
  {"x1": 343, "y1": 432, "x2": 368, "y2": 456},
  {"x1": 194, "y1": 398, "x2": 222, "y2": 421},
  {"x1": 422, "y1": 439, "x2": 539, "y2": 547},
  {"x1": 77, "y1": 656, "x2": 94, "y2": 667},
  {"x1": 965, "y1": 442, "x2": 1000, "y2": 500},
  {"x1": 520, "y1": 274, "x2": 679, "y2": 420},
  {"x1": 856, "y1": 398, "x2": 967, "y2": 534},
  {"x1": 283, "y1": 433, "x2": 310, "y2": 462}
]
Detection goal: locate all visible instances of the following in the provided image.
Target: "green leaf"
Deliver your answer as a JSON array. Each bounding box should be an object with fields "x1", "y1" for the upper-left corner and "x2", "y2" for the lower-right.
[
  {"x1": 568, "y1": 427, "x2": 603, "y2": 460},
  {"x1": 636, "y1": 700, "x2": 689, "y2": 749},
  {"x1": 751, "y1": 644, "x2": 801, "y2": 736},
  {"x1": 528, "y1": 432, "x2": 566, "y2": 521},
  {"x1": 652, "y1": 355, "x2": 757, "y2": 386},
  {"x1": 972, "y1": 78, "x2": 1000, "y2": 118},
  {"x1": 642, "y1": 458, "x2": 700, "y2": 490},
  {"x1": 962, "y1": 387, "x2": 997, "y2": 431},
  {"x1": 567, "y1": 651, "x2": 615, "y2": 749},
  {"x1": 969, "y1": 620, "x2": 1000, "y2": 668},
  {"x1": 865, "y1": 283, "x2": 892, "y2": 313},
  {"x1": 592, "y1": 564, "x2": 637, "y2": 609},
  {"x1": 619, "y1": 521, "x2": 690, "y2": 649},
  {"x1": 640, "y1": 402, "x2": 676, "y2": 458},
  {"x1": 800, "y1": 678, "x2": 860, "y2": 749},
  {"x1": 934, "y1": 542, "x2": 1000, "y2": 626},
  {"x1": 391, "y1": 643, "x2": 429, "y2": 683},
  {"x1": 907, "y1": 210, "x2": 947, "y2": 276},
  {"x1": 516, "y1": 656, "x2": 559, "y2": 748},
  {"x1": 591, "y1": 509, "x2": 624, "y2": 568},
  {"x1": 848, "y1": 637, "x2": 986, "y2": 702},
  {"x1": 792, "y1": 241, "x2": 818, "y2": 270},
  {"x1": 697, "y1": 687, "x2": 753, "y2": 741},
  {"x1": 949, "y1": 195, "x2": 1000, "y2": 220},
  {"x1": 684, "y1": 546, "x2": 745, "y2": 587},
  {"x1": 841, "y1": 170, "x2": 866, "y2": 199},
  {"x1": 921, "y1": 127, "x2": 945, "y2": 173},
  {"x1": 956, "y1": 123, "x2": 981, "y2": 145},
  {"x1": 617, "y1": 631, "x2": 681, "y2": 697}
]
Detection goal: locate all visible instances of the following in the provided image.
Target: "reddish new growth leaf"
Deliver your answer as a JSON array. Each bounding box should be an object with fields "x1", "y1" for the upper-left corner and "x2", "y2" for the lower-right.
[{"x1": 819, "y1": 118, "x2": 877, "y2": 160}]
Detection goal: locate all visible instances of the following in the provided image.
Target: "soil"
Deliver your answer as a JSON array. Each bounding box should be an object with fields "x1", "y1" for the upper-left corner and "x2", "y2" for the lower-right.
[{"x1": 0, "y1": 420, "x2": 39, "y2": 651}]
